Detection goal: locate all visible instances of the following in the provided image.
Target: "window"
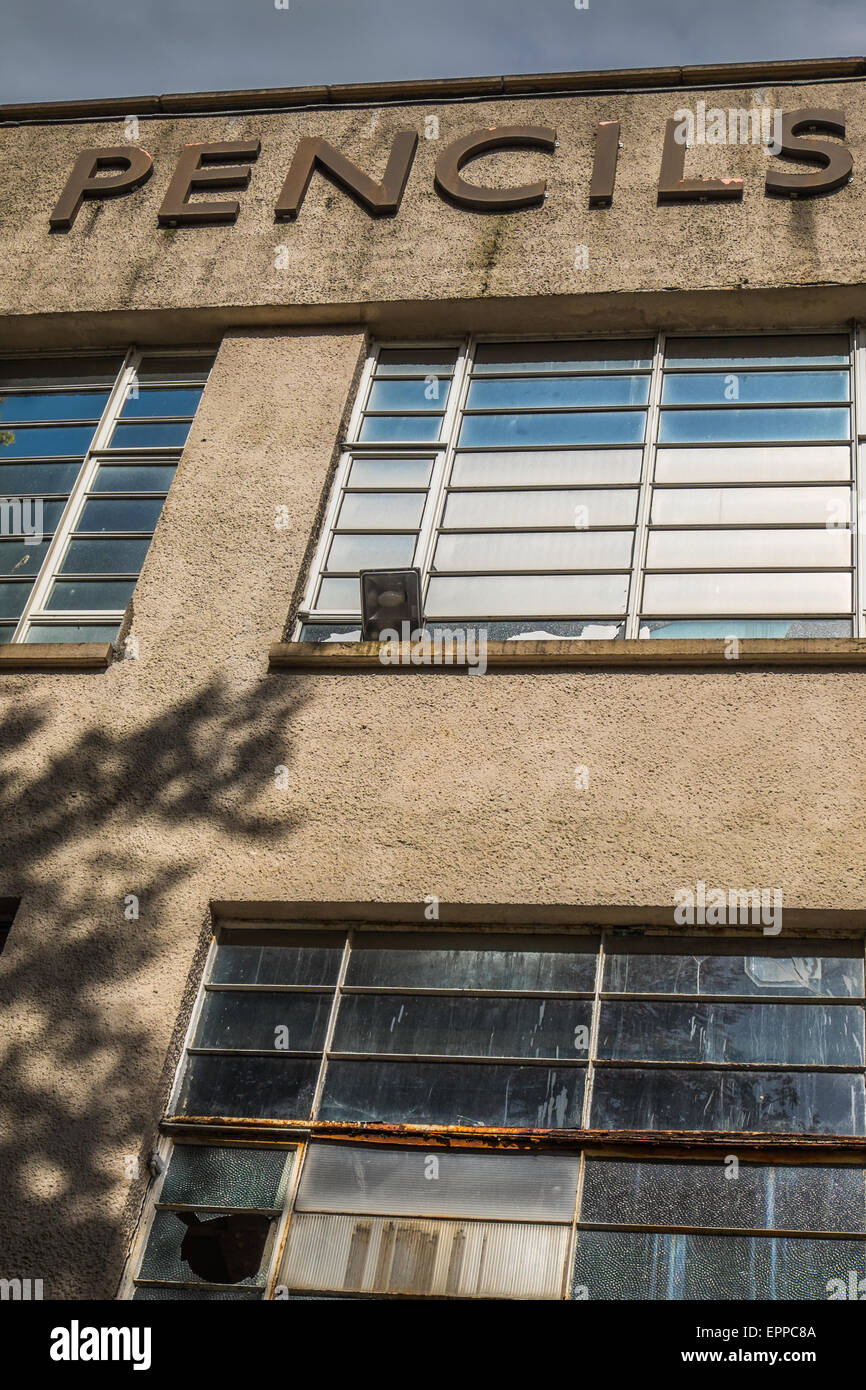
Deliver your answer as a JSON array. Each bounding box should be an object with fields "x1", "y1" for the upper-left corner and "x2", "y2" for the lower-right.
[
  {"x1": 124, "y1": 923, "x2": 866, "y2": 1299},
  {"x1": 297, "y1": 332, "x2": 865, "y2": 641},
  {"x1": 0, "y1": 349, "x2": 213, "y2": 644}
]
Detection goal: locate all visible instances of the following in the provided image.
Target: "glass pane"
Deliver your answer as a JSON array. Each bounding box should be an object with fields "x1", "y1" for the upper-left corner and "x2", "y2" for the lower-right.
[
  {"x1": 580, "y1": 1158, "x2": 866, "y2": 1231},
  {"x1": 0, "y1": 355, "x2": 122, "y2": 387},
  {"x1": 644, "y1": 617, "x2": 853, "y2": 639},
  {"x1": 444, "y1": 489, "x2": 637, "y2": 528},
  {"x1": 474, "y1": 340, "x2": 653, "y2": 372},
  {"x1": 109, "y1": 422, "x2": 192, "y2": 448},
  {"x1": 433, "y1": 531, "x2": 633, "y2": 571},
  {"x1": 459, "y1": 412, "x2": 645, "y2": 448},
  {"x1": 210, "y1": 931, "x2": 343, "y2": 986},
  {"x1": 160, "y1": 1145, "x2": 290, "y2": 1210},
  {"x1": 604, "y1": 945, "x2": 863, "y2": 997},
  {"x1": 0, "y1": 391, "x2": 109, "y2": 422},
  {"x1": 646, "y1": 528, "x2": 851, "y2": 569},
  {"x1": 119, "y1": 386, "x2": 203, "y2": 418},
  {"x1": 78, "y1": 497, "x2": 165, "y2": 531},
  {"x1": 654, "y1": 445, "x2": 851, "y2": 483},
  {"x1": 25, "y1": 622, "x2": 119, "y2": 643},
  {"x1": 333, "y1": 995, "x2": 593, "y2": 1059},
  {"x1": 452, "y1": 450, "x2": 643, "y2": 487},
  {"x1": 375, "y1": 349, "x2": 458, "y2": 374},
  {"x1": 319, "y1": 1060, "x2": 586, "y2": 1127},
  {"x1": 348, "y1": 457, "x2": 433, "y2": 487},
  {"x1": 572, "y1": 1230, "x2": 866, "y2": 1300},
  {"x1": 174, "y1": 1054, "x2": 318, "y2": 1120},
  {"x1": 0, "y1": 425, "x2": 93, "y2": 457},
  {"x1": 136, "y1": 353, "x2": 214, "y2": 381},
  {"x1": 25, "y1": 622, "x2": 120, "y2": 642},
  {"x1": 591, "y1": 1069, "x2": 866, "y2": 1134},
  {"x1": 466, "y1": 376, "x2": 650, "y2": 409},
  {"x1": 60, "y1": 537, "x2": 151, "y2": 574},
  {"x1": 326, "y1": 534, "x2": 415, "y2": 571},
  {"x1": 659, "y1": 407, "x2": 849, "y2": 444},
  {"x1": 0, "y1": 539, "x2": 51, "y2": 575},
  {"x1": 642, "y1": 571, "x2": 852, "y2": 616},
  {"x1": 92, "y1": 463, "x2": 177, "y2": 492},
  {"x1": 300, "y1": 619, "x2": 626, "y2": 642},
  {"x1": 316, "y1": 578, "x2": 362, "y2": 609},
  {"x1": 5, "y1": 499, "x2": 65, "y2": 532},
  {"x1": 358, "y1": 416, "x2": 442, "y2": 443},
  {"x1": 652, "y1": 484, "x2": 850, "y2": 525},
  {"x1": 0, "y1": 625, "x2": 15, "y2": 643},
  {"x1": 662, "y1": 372, "x2": 849, "y2": 405},
  {"x1": 296, "y1": 1143, "x2": 581, "y2": 1220},
  {"x1": 194, "y1": 989, "x2": 332, "y2": 1051},
  {"x1": 427, "y1": 573, "x2": 630, "y2": 618},
  {"x1": 367, "y1": 379, "x2": 451, "y2": 412},
  {"x1": 283, "y1": 1212, "x2": 569, "y2": 1299},
  {"x1": 46, "y1": 579, "x2": 136, "y2": 612},
  {"x1": 338, "y1": 492, "x2": 426, "y2": 529},
  {"x1": 0, "y1": 461, "x2": 83, "y2": 493},
  {"x1": 347, "y1": 934, "x2": 598, "y2": 990},
  {"x1": 0, "y1": 581, "x2": 32, "y2": 619},
  {"x1": 597, "y1": 1001, "x2": 864, "y2": 1065},
  {"x1": 138, "y1": 1208, "x2": 273, "y2": 1286},
  {"x1": 664, "y1": 335, "x2": 850, "y2": 367}
]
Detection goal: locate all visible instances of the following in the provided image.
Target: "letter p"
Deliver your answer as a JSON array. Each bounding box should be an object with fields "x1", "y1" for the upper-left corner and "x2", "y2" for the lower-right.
[{"x1": 50, "y1": 146, "x2": 153, "y2": 231}]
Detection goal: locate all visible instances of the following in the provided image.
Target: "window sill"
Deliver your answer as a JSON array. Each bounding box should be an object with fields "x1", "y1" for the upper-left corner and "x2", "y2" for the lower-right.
[
  {"x1": 269, "y1": 638, "x2": 866, "y2": 671},
  {"x1": 0, "y1": 642, "x2": 113, "y2": 671}
]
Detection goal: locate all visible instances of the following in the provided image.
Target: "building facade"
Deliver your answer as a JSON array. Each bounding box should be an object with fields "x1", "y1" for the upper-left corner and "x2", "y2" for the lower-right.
[{"x1": 0, "y1": 56, "x2": 865, "y2": 1302}]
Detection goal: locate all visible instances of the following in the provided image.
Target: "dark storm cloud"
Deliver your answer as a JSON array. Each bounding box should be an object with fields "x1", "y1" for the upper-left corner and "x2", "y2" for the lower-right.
[{"x1": 1, "y1": 0, "x2": 864, "y2": 105}]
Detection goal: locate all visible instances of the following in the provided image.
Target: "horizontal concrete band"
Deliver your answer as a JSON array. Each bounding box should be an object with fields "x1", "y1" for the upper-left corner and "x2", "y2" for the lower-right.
[
  {"x1": 269, "y1": 638, "x2": 866, "y2": 671},
  {"x1": 0, "y1": 642, "x2": 112, "y2": 670},
  {"x1": 2, "y1": 56, "x2": 865, "y2": 123}
]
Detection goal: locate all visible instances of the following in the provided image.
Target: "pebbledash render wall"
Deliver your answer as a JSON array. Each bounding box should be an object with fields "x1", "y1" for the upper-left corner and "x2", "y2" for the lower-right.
[{"x1": 0, "y1": 59, "x2": 865, "y2": 1298}]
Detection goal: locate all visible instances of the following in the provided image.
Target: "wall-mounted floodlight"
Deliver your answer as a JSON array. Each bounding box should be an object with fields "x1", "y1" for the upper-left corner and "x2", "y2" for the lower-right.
[{"x1": 360, "y1": 568, "x2": 423, "y2": 641}]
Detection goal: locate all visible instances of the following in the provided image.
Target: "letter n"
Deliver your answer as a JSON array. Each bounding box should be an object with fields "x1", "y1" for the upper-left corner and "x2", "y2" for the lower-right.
[{"x1": 275, "y1": 132, "x2": 418, "y2": 220}]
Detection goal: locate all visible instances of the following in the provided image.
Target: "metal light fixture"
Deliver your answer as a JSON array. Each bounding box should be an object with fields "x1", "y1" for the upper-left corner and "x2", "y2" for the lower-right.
[{"x1": 359, "y1": 568, "x2": 423, "y2": 641}]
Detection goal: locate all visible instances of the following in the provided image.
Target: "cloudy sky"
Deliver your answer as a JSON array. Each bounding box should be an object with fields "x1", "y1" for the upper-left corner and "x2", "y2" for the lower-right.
[{"x1": 2, "y1": 0, "x2": 865, "y2": 105}]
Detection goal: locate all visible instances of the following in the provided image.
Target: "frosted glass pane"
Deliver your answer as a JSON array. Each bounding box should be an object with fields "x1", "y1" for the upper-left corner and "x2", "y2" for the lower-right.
[
  {"x1": 646, "y1": 528, "x2": 851, "y2": 569},
  {"x1": 427, "y1": 573, "x2": 630, "y2": 617},
  {"x1": 580, "y1": 1158, "x2": 866, "y2": 1231},
  {"x1": 338, "y1": 492, "x2": 426, "y2": 528},
  {"x1": 452, "y1": 450, "x2": 642, "y2": 486},
  {"x1": 282, "y1": 1212, "x2": 569, "y2": 1299},
  {"x1": 664, "y1": 335, "x2": 849, "y2": 366},
  {"x1": 316, "y1": 578, "x2": 362, "y2": 609},
  {"x1": 138, "y1": 1208, "x2": 273, "y2": 1285},
  {"x1": 474, "y1": 340, "x2": 653, "y2": 372},
  {"x1": 662, "y1": 371, "x2": 848, "y2": 405},
  {"x1": 296, "y1": 1143, "x2": 581, "y2": 1220},
  {"x1": 466, "y1": 376, "x2": 649, "y2": 408},
  {"x1": 597, "y1": 1001, "x2": 864, "y2": 1065},
  {"x1": 327, "y1": 534, "x2": 416, "y2": 570},
  {"x1": 347, "y1": 457, "x2": 433, "y2": 487},
  {"x1": 160, "y1": 1145, "x2": 291, "y2": 1210},
  {"x1": 642, "y1": 571, "x2": 851, "y2": 615},
  {"x1": 652, "y1": 485, "x2": 849, "y2": 525},
  {"x1": 433, "y1": 531, "x2": 633, "y2": 571},
  {"x1": 573, "y1": 1230, "x2": 866, "y2": 1300},
  {"x1": 445, "y1": 489, "x2": 637, "y2": 528},
  {"x1": 659, "y1": 407, "x2": 848, "y2": 443},
  {"x1": 655, "y1": 446, "x2": 851, "y2": 483},
  {"x1": 644, "y1": 618, "x2": 852, "y2": 638}
]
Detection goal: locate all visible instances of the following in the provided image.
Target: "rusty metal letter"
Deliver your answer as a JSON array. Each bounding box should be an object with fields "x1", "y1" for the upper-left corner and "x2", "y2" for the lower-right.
[
  {"x1": 49, "y1": 146, "x2": 153, "y2": 230},
  {"x1": 158, "y1": 140, "x2": 261, "y2": 226},
  {"x1": 765, "y1": 109, "x2": 852, "y2": 198},
  {"x1": 657, "y1": 119, "x2": 744, "y2": 202},
  {"x1": 275, "y1": 131, "x2": 418, "y2": 220},
  {"x1": 434, "y1": 125, "x2": 557, "y2": 211}
]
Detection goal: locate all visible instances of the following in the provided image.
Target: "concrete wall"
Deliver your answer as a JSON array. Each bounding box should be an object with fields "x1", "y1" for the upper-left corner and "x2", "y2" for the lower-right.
[{"x1": 0, "y1": 78, "x2": 865, "y2": 1298}]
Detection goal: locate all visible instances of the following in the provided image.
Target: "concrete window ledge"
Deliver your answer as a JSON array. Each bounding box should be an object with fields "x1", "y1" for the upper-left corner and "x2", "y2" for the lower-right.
[
  {"x1": 0, "y1": 642, "x2": 113, "y2": 671},
  {"x1": 268, "y1": 638, "x2": 866, "y2": 671}
]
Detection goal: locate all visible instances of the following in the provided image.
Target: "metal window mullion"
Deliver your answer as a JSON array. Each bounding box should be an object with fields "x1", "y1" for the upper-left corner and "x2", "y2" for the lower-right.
[
  {"x1": 13, "y1": 347, "x2": 140, "y2": 642},
  {"x1": 309, "y1": 931, "x2": 352, "y2": 1121},
  {"x1": 580, "y1": 933, "x2": 605, "y2": 1128},
  {"x1": 415, "y1": 339, "x2": 473, "y2": 601},
  {"x1": 625, "y1": 333, "x2": 664, "y2": 638},
  {"x1": 853, "y1": 326, "x2": 865, "y2": 637}
]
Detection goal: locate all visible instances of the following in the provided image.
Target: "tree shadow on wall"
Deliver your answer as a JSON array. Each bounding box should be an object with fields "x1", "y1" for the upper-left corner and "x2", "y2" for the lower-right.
[{"x1": 0, "y1": 671, "x2": 309, "y2": 1299}]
